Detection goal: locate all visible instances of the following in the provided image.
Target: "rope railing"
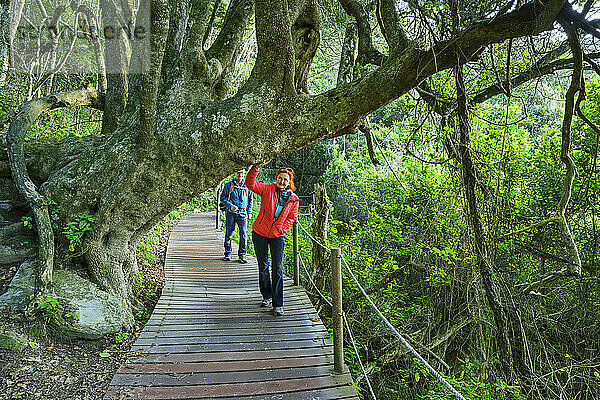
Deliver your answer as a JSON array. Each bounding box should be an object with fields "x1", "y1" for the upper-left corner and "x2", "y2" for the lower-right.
[
  {"x1": 213, "y1": 194, "x2": 467, "y2": 399},
  {"x1": 294, "y1": 219, "x2": 468, "y2": 400},
  {"x1": 342, "y1": 312, "x2": 378, "y2": 400},
  {"x1": 296, "y1": 219, "x2": 331, "y2": 251},
  {"x1": 340, "y1": 255, "x2": 467, "y2": 400},
  {"x1": 298, "y1": 253, "x2": 377, "y2": 400}
]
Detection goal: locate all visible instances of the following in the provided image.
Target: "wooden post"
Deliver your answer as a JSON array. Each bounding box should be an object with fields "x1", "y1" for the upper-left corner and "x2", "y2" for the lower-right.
[
  {"x1": 215, "y1": 187, "x2": 220, "y2": 229},
  {"x1": 331, "y1": 247, "x2": 344, "y2": 373},
  {"x1": 293, "y1": 220, "x2": 299, "y2": 285}
]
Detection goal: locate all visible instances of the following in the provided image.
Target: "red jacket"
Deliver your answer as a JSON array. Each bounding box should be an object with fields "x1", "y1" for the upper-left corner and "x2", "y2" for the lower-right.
[{"x1": 246, "y1": 166, "x2": 300, "y2": 238}]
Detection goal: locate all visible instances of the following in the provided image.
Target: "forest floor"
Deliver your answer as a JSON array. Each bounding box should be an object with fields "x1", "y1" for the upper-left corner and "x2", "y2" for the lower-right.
[{"x1": 0, "y1": 218, "x2": 177, "y2": 400}]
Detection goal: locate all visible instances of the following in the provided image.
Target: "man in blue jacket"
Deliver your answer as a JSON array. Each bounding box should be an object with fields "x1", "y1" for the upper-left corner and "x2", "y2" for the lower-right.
[{"x1": 220, "y1": 169, "x2": 253, "y2": 263}]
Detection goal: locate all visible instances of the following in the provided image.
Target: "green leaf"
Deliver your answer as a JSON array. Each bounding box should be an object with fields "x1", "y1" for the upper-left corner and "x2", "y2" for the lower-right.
[{"x1": 99, "y1": 351, "x2": 111, "y2": 358}]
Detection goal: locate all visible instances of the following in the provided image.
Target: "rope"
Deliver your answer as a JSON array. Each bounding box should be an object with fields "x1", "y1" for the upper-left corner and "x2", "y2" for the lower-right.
[
  {"x1": 343, "y1": 311, "x2": 378, "y2": 400},
  {"x1": 297, "y1": 220, "x2": 331, "y2": 251},
  {"x1": 298, "y1": 253, "x2": 333, "y2": 307},
  {"x1": 299, "y1": 254, "x2": 376, "y2": 399},
  {"x1": 340, "y1": 255, "x2": 468, "y2": 400},
  {"x1": 295, "y1": 219, "x2": 467, "y2": 399}
]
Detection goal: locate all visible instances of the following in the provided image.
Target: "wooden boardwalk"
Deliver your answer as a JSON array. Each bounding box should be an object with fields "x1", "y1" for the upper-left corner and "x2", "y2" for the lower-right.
[{"x1": 105, "y1": 212, "x2": 358, "y2": 400}]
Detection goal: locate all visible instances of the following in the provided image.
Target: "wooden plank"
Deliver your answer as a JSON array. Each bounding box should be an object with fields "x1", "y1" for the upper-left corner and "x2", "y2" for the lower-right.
[
  {"x1": 105, "y1": 374, "x2": 354, "y2": 399},
  {"x1": 152, "y1": 298, "x2": 309, "y2": 309},
  {"x1": 130, "y1": 348, "x2": 334, "y2": 364},
  {"x1": 111, "y1": 365, "x2": 341, "y2": 386},
  {"x1": 200, "y1": 387, "x2": 359, "y2": 400},
  {"x1": 131, "y1": 338, "x2": 331, "y2": 353},
  {"x1": 144, "y1": 314, "x2": 321, "y2": 325},
  {"x1": 135, "y1": 331, "x2": 329, "y2": 346},
  {"x1": 139, "y1": 325, "x2": 327, "y2": 337},
  {"x1": 118, "y1": 355, "x2": 335, "y2": 374}
]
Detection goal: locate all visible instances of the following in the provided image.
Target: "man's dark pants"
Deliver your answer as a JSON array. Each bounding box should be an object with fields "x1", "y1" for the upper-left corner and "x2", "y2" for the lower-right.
[{"x1": 224, "y1": 211, "x2": 247, "y2": 258}]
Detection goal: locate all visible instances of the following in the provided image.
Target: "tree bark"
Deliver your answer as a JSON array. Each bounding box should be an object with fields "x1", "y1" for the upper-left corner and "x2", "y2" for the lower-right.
[
  {"x1": 5, "y1": 86, "x2": 103, "y2": 294},
  {"x1": 100, "y1": 0, "x2": 132, "y2": 135},
  {"x1": 0, "y1": 0, "x2": 9, "y2": 86},
  {"x1": 311, "y1": 183, "x2": 332, "y2": 294}
]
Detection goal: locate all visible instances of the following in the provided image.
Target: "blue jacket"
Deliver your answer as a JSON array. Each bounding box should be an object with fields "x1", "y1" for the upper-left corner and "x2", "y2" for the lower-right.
[{"x1": 220, "y1": 179, "x2": 253, "y2": 215}]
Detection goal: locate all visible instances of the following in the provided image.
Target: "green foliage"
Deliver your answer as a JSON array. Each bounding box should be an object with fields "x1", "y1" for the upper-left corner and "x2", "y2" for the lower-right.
[
  {"x1": 113, "y1": 329, "x2": 132, "y2": 344},
  {"x1": 35, "y1": 296, "x2": 79, "y2": 328},
  {"x1": 0, "y1": 333, "x2": 26, "y2": 350},
  {"x1": 62, "y1": 214, "x2": 95, "y2": 252},
  {"x1": 280, "y1": 79, "x2": 600, "y2": 399},
  {"x1": 21, "y1": 216, "x2": 33, "y2": 230}
]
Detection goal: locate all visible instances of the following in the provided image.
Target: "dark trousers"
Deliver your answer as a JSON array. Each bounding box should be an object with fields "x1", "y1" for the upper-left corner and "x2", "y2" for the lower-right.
[
  {"x1": 252, "y1": 231, "x2": 285, "y2": 307},
  {"x1": 224, "y1": 212, "x2": 247, "y2": 257}
]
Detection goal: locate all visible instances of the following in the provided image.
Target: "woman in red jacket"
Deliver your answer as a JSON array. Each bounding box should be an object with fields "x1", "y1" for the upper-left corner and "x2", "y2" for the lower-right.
[{"x1": 245, "y1": 162, "x2": 300, "y2": 316}]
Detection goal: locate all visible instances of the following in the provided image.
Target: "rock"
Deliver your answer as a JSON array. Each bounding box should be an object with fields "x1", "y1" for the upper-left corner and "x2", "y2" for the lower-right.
[
  {"x1": 0, "y1": 222, "x2": 36, "y2": 245},
  {"x1": 0, "y1": 265, "x2": 127, "y2": 340},
  {"x1": 0, "y1": 261, "x2": 36, "y2": 311},
  {"x1": 51, "y1": 270, "x2": 126, "y2": 340},
  {"x1": 0, "y1": 245, "x2": 34, "y2": 266},
  {"x1": 0, "y1": 332, "x2": 26, "y2": 350}
]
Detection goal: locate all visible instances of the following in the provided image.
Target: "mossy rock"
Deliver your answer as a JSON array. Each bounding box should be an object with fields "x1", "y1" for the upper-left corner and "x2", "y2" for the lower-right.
[
  {"x1": 0, "y1": 266, "x2": 127, "y2": 340},
  {"x1": 0, "y1": 332, "x2": 26, "y2": 350}
]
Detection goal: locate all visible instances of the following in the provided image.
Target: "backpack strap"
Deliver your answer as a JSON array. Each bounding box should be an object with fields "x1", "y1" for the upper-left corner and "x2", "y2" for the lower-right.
[{"x1": 229, "y1": 182, "x2": 250, "y2": 211}]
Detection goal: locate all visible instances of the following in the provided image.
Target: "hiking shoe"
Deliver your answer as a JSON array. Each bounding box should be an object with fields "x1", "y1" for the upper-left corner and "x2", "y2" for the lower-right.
[
  {"x1": 260, "y1": 298, "x2": 272, "y2": 307},
  {"x1": 273, "y1": 306, "x2": 284, "y2": 316},
  {"x1": 239, "y1": 256, "x2": 248, "y2": 264},
  {"x1": 223, "y1": 255, "x2": 231, "y2": 261}
]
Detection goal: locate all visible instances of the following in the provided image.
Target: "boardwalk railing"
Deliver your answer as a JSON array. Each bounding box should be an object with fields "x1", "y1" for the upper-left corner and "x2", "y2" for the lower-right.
[{"x1": 214, "y1": 192, "x2": 468, "y2": 400}]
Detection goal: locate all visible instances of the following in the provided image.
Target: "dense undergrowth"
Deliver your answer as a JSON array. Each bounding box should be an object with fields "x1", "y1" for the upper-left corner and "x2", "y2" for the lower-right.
[{"x1": 269, "y1": 79, "x2": 600, "y2": 399}]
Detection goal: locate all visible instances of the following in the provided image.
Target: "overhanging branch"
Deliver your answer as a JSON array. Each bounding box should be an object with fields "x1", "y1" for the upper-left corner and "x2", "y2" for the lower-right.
[
  {"x1": 305, "y1": 0, "x2": 568, "y2": 143},
  {"x1": 339, "y1": 0, "x2": 385, "y2": 66}
]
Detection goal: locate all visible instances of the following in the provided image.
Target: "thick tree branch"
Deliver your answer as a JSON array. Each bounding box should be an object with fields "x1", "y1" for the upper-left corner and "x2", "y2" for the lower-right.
[
  {"x1": 161, "y1": 0, "x2": 192, "y2": 86},
  {"x1": 560, "y1": 1, "x2": 600, "y2": 40},
  {"x1": 0, "y1": 0, "x2": 8, "y2": 86},
  {"x1": 304, "y1": 0, "x2": 566, "y2": 146},
  {"x1": 0, "y1": 135, "x2": 106, "y2": 182},
  {"x1": 250, "y1": 0, "x2": 295, "y2": 94},
  {"x1": 291, "y1": 0, "x2": 320, "y2": 94},
  {"x1": 183, "y1": 0, "x2": 212, "y2": 62},
  {"x1": 100, "y1": 0, "x2": 132, "y2": 135},
  {"x1": 378, "y1": 0, "x2": 410, "y2": 54},
  {"x1": 139, "y1": 0, "x2": 169, "y2": 150},
  {"x1": 202, "y1": 0, "x2": 222, "y2": 48},
  {"x1": 204, "y1": 0, "x2": 254, "y2": 97},
  {"x1": 339, "y1": 0, "x2": 385, "y2": 66},
  {"x1": 205, "y1": 0, "x2": 253, "y2": 69},
  {"x1": 337, "y1": 23, "x2": 357, "y2": 85}
]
